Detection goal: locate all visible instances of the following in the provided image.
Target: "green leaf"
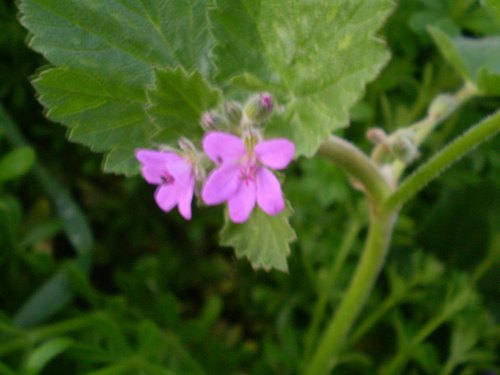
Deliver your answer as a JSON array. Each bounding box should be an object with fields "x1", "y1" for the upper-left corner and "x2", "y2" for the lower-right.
[
  {"x1": 24, "y1": 337, "x2": 73, "y2": 374},
  {"x1": 210, "y1": 0, "x2": 394, "y2": 156},
  {"x1": 0, "y1": 147, "x2": 35, "y2": 182},
  {"x1": 147, "y1": 68, "x2": 222, "y2": 144},
  {"x1": 482, "y1": 0, "x2": 500, "y2": 24},
  {"x1": 32, "y1": 67, "x2": 153, "y2": 175},
  {"x1": 220, "y1": 204, "x2": 296, "y2": 272},
  {"x1": 429, "y1": 27, "x2": 500, "y2": 95},
  {"x1": 19, "y1": 0, "x2": 212, "y2": 175}
]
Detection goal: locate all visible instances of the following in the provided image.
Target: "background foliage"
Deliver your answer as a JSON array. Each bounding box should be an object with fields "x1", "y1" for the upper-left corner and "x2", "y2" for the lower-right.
[{"x1": 0, "y1": 0, "x2": 499, "y2": 374}]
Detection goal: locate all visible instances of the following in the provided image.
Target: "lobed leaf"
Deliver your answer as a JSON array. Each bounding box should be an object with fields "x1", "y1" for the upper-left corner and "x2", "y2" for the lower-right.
[
  {"x1": 220, "y1": 204, "x2": 296, "y2": 272},
  {"x1": 210, "y1": 0, "x2": 394, "y2": 157},
  {"x1": 19, "y1": 0, "x2": 212, "y2": 175}
]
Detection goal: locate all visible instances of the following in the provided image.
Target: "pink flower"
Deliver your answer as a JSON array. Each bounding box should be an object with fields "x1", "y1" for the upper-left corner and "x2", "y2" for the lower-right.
[
  {"x1": 135, "y1": 149, "x2": 195, "y2": 220},
  {"x1": 201, "y1": 132, "x2": 295, "y2": 223}
]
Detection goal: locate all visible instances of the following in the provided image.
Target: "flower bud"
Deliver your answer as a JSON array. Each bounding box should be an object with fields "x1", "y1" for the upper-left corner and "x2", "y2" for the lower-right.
[
  {"x1": 391, "y1": 135, "x2": 418, "y2": 164},
  {"x1": 223, "y1": 101, "x2": 243, "y2": 128},
  {"x1": 178, "y1": 137, "x2": 197, "y2": 155},
  {"x1": 244, "y1": 92, "x2": 273, "y2": 123},
  {"x1": 366, "y1": 127, "x2": 387, "y2": 144},
  {"x1": 200, "y1": 111, "x2": 229, "y2": 131},
  {"x1": 428, "y1": 94, "x2": 456, "y2": 120}
]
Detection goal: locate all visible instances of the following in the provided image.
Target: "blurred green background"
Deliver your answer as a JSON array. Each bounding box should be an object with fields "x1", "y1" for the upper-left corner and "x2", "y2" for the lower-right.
[{"x1": 1, "y1": 0, "x2": 499, "y2": 373}]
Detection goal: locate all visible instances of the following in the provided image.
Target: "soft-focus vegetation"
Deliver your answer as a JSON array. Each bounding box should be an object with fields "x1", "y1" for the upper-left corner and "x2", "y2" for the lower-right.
[{"x1": 1, "y1": 1, "x2": 498, "y2": 374}]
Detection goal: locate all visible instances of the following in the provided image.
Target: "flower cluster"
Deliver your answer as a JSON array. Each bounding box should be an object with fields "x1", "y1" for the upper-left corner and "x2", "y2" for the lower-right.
[{"x1": 135, "y1": 93, "x2": 295, "y2": 223}]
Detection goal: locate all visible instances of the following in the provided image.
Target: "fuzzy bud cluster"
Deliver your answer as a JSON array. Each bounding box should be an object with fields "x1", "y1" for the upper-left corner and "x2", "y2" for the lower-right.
[
  {"x1": 428, "y1": 94, "x2": 456, "y2": 121},
  {"x1": 200, "y1": 92, "x2": 274, "y2": 134},
  {"x1": 391, "y1": 134, "x2": 419, "y2": 164}
]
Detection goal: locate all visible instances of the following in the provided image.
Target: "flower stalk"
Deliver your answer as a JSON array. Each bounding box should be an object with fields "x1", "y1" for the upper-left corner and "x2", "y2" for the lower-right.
[
  {"x1": 306, "y1": 210, "x2": 397, "y2": 375},
  {"x1": 308, "y1": 105, "x2": 499, "y2": 375},
  {"x1": 318, "y1": 136, "x2": 392, "y2": 206}
]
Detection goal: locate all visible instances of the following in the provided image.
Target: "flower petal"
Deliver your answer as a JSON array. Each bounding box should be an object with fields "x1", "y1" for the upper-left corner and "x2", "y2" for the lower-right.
[
  {"x1": 154, "y1": 184, "x2": 178, "y2": 213},
  {"x1": 255, "y1": 139, "x2": 295, "y2": 170},
  {"x1": 140, "y1": 165, "x2": 165, "y2": 184},
  {"x1": 256, "y1": 167, "x2": 285, "y2": 215},
  {"x1": 135, "y1": 149, "x2": 181, "y2": 166},
  {"x1": 140, "y1": 156, "x2": 191, "y2": 185},
  {"x1": 203, "y1": 131, "x2": 245, "y2": 165},
  {"x1": 201, "y1": 164, "x2": 241, "y2": 205},
  {"x1": 228, "y1": 181, "x2": 256, "y2": 223},
  {"x1": 168, "y1": 159, "x2": 193, "y2": 179},
  {"x1": 136, "y1": 149, "x2": 182, "y2": 184},
  {"x1": 177, "y1": 176, "x2": 195, "y2": 220}
]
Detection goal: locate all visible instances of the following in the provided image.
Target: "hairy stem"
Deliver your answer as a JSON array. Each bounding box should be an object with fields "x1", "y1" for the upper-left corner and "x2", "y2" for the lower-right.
[
  {"x1": 384, "y1": 110, "x2": 500, "y2": 212},
  {"x1": 306, "y1": 210, "x2": 397, "y2": 375},
  {"x1": 318, "y1": 136, "x2": 392, "y2": 205}
]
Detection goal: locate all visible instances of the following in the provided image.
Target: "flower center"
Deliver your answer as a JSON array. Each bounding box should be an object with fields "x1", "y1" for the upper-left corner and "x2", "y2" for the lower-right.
[
  {"x1": 239, "y1": 159, "x2": 257, "y2": 186},
  {"x1": 160, "y1": 171, "x2": 175, "y2": 185}
]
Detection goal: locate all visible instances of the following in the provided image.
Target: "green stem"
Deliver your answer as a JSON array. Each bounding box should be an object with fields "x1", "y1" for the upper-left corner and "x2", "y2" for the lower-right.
[
  {"x1": 318, "y1": 136, "x2": 392, "y2": 205},
  {"x1": 384, "y1": 111, "x2": 500, "y2": 213},
  {"x1": 306, "y1": 211, "x2": 397, "y2": 375},
  {"x1": 304, "y1": 219, "x2": 362, "y2": 358}
]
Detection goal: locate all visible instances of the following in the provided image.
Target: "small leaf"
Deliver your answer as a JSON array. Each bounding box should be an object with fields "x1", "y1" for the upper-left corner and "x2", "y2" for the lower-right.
[
  {"x1": 0, "y1": 147, "x2": 35, "y2": 182},
  {"x1": 429, "y1": 27, "x2": 500, "y2": 95},
  {"x1": 24, "y1": 337, "x2": 73, "y2": 374},
  {"x1": 147, "y1": 68, "x2": 222, "y2": 144},
  {"x1": 220, "y1": 203, "x2": 296, "y2": 272}
]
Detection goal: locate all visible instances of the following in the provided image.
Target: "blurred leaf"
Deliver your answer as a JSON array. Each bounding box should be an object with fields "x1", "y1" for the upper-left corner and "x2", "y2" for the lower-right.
[
  {"x1": 24, "y1": 337, "x2": 73, "y2": 374},
  {"x1": 13, "y1": 263, "x2": 81, "y2": 328},
  {"x1": 190, "y1": 295, "x2": 223, "y2": 338},
  {"x1": 20, "y1": 218, "x2": 62, "y2": 249},
  {"x1": 19, "y1": 0, "x2": 212, "y2": 176},
  {"x1": 0, "y1": 105, "x2": 94, "y2": 257},
  {"x1": 80, "y1": 360, "x2": 136, "y2": 375},
  {"x1": 0, "y1": 147, "x2": 35, "y2": 182},
  {"x1": 411, "y1": 342, "x2": 441, "y2": 374},
  {"x1": 220, "y1": 204, "x2": 296, "y2": 272},
  {"x1": 137, "y1": 321, "x2": 164, "y2": 362},
  {"x1": 91, "y1": 315, "x2": 131, "y2": 356},
  {"x1": 66, "y1": 342, "x2": 117, "y2": 365},
  {"x1": 0, "y1": 195, "x2": 22, "y2": 252},
  {"x1": 147, "y1": 68, "x2": 222, "y2": 144},
  {"x1": 0, "y1": 361, "x2": 17, "y2": 375},
  {"x1": 429, "y1": 27, "x2": 500, "y2": 95},
  {"x1": 210, "y1": 0, "x2": 394, "y2": 157},
  {"x1": 482, "y1": 0, "x2": 500, "y2": 24},
  {"x1": 64, "y1": 263, "x2": 101, "y2": 308}
]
